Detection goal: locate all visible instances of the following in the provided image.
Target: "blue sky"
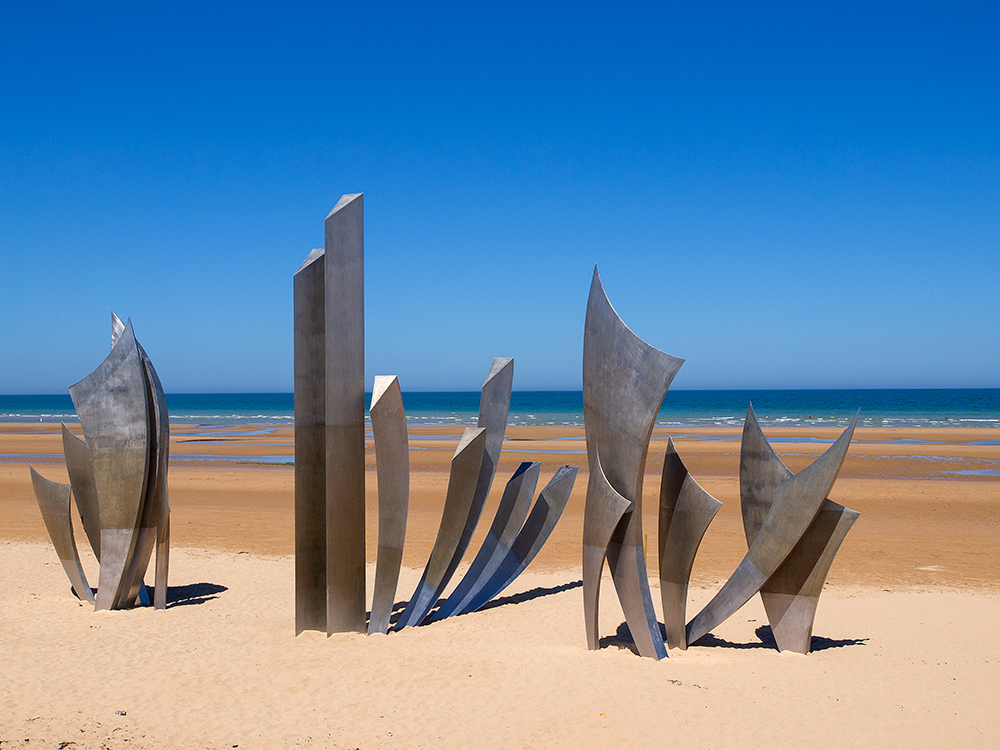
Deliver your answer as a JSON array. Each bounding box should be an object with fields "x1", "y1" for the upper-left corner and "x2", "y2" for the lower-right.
[{"x1": 1, "y1": 2, "x2": 997, "y2": 393}]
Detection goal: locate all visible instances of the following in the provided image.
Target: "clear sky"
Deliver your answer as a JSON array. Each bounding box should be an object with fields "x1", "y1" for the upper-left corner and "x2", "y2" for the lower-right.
[{"x1": 1, "y1": 2, "x2": 997, "y2": 394}]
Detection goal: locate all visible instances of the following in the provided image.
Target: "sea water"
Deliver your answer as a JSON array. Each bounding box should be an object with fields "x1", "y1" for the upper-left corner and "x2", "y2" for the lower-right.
[{"x1": 2, "y1": 389, "x2": 999, "y2": 429}]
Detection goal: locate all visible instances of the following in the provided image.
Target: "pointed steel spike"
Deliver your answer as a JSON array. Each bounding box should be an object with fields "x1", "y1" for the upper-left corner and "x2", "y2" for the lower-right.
[
  {"x1": 29, "y1": 467, "x2": 96, "y2": 604},
  {"x1": 659, "y1": 438, "x2": 721, "y2": 650},
  {"x1": 739, "y1": 403, "x2": 793, "y2": 544},
  {"x1": 111, "y1": 312, "x2": 125, "y2": 351},
  {"x1": 686, "y1": 415, "x2": 858, "y2": 645},
  {"x1": 463, "y1": 464, "x2": 578, "y2": 614},
  {"x1": 69, "y1": 319, "x2": 150, "y2": 610},
  {"x1": 435, "y1": 357, "x2": 514, "y2": 594},
  {"x1": 367, "y1": 375, "x2": 409, "y2": 635},
  {"x1": 61, "y1": 424, "x2": 101, "y2": 561},
  {"x1": 396, "y1": 426, "x2": 488, "y2": 628},
  {"x1": 434, "y1": 461, "x2": 540, "y2": 620},
  {"x1": 582, "y1": 266, "x2": 683, "y2": 658}
]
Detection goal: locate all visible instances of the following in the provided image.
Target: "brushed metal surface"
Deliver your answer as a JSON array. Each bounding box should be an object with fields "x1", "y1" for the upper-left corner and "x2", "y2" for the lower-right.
[
  {"x1": 739, "y1": 405, "x2": 860, "y2": 652},
  {"x1": 69, "y1": 320, "x2": 150, "y2": 611},
  {"x1": 154, "y1": 514, "x2": 170, "y2": 610},
  {"x1": 658, "y1": 438, "x2": 721, "y2": 649},
  {"x1": 582, "y1": 450, "x2": 632, "y2": 651},
  {"x1": 111, "y1": 311, "x2": 125, "y2": 350},
  {"x1": 120, "y1": 343, "x2": 171, "y2": 609},
  {"x1": 582, "y1": 267, "x2": 684, "y2": 659},
  {"x1": 324, "y1": 193, "x2": 367, "y2": 635},
  {"x1": 761, "y1": 501, "x2": 859, "y2": 653},
  {"x1": 434, "y1": 461, "x2": 540, "y2": 620},
  {"x1": 686, "y1": 415, "x2": 857, "y2": 645},
  {"x1": 368, "y1": 375, "x2": 409, "y2": 635},
  {"x1": 29, "y1": 467, "x2": 95, "y2": 603},
  {"x1": 396, "y1": 427, "x2": 487, "y2": 628},
  {"x1": 61, "y1": 424, "x2": 101, "y2": 560},
  {"x1": 463, "y1": 464, "x2": 578, "y2": 614},
  {"x1": 436, "y1": 358, "x2": 514, "y2": 595},
  {"x1": 294, "y1": 247, "x2": 327, "y2": 634}
]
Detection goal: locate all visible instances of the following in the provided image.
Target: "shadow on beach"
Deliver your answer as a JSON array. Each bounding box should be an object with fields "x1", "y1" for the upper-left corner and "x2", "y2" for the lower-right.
[
  {"x1": 385, "y1": 579, "x2": 583, "y2": 628},
  {"x1": 600, "y1": 621, "x2": 868, "y2": 655},
  {"x1": 156, "y1": 582, "x2": 228, "y2": 608}
]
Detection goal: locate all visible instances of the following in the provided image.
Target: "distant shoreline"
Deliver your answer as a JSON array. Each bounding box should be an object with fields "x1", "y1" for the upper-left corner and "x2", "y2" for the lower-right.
[{"x1": 2, "y1": 388, "x2": 999, "y2": 428}]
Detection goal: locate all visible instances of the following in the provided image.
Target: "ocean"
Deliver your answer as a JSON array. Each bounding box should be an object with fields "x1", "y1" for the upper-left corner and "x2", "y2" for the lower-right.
[{"x1": 1, "y1": 389, "x2": 999, "y2": 429}]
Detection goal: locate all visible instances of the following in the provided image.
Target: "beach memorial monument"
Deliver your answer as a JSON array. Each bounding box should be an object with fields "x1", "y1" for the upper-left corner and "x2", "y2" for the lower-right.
[
  {"x1": 295, "y1": 197, "x2": 583, "y2": 636},
  {"x1": 29, "y1": 313, "x2": 171, "y2": 611},
  {"x1": 583, "y1": 269, "x2": 860, "y2": 658}
]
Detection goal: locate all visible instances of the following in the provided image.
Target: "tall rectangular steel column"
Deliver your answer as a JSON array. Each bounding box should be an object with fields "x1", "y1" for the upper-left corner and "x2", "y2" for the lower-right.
[
  {"x1": 294, "y1": 248, "x2": 327, "y2": 634},
  {"x1": 324, "y1": 193, "x2": 366, "y2": 634}
]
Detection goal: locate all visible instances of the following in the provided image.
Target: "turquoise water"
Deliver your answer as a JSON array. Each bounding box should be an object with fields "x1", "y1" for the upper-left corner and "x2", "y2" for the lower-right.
[{"x1": 2, "y1": 389, "x2": 999, "y2": 429}]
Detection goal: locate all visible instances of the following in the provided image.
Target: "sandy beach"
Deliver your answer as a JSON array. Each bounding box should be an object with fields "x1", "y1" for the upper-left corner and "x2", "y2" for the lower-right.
[{"x1": 2, "y1": 422, "x2": 999, "y2": 748}]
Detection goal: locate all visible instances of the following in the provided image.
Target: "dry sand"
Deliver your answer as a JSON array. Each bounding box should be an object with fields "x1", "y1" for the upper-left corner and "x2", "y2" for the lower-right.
[{"x1": 2, "y1": 422, "x2": 999, "y2": 748}]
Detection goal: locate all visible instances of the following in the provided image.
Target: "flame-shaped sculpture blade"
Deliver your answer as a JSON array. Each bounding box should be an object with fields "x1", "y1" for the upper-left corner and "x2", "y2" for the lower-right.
[
  {"x1": 29, "y1": 467, "x2": 95, "y2": 604},
  {"x1": 396, "y1": 426, "x2": 488, "y2": 628},
  {"x1": 462, "y1": 464, "x2": 578, "y2": 614},
  {"x1": 740, "y1": 405, "x2": 860, "y2": 652},
  {"x1": 68, "y1": 319, "x2": 150, "y2": 611},
  {"x1": 61, "y1": 424, "x2": 101, "y2": 561},
  {"x1": 367, "y1": 375, "x2": 409, "y2": 635},
  {"x1": 686, "y1": 413, "x2": 857, "y2": 645},
  {"x1": 434, "y1": 461, "x2": 540, "y2": 620},
  {"x1": 582, "y1": 267, "x2": 684, "y2": 660},
  {"x1": 659, "y1": 438, "x2": 721, "y2": 649}
]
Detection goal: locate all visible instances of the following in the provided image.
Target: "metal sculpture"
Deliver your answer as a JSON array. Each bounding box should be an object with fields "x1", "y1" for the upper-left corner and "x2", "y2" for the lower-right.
[
  {"x1": 395, "y1": 426, "x2": 488, "y2": 628},
  {"x1": 462, "y1": 464, "x2": 578, "y2": 614},
  {"x1": 433, "y1": 461, "x2": 541, "y2": 620},
  {"x1": 438, "y1": 357, "x2": 513, "y2": 589},
  {"x1": 582, "y1": 267, "x2": 684, "y2": 660},
  {"x1": 293, "y1": 247, "x2": 327, "y2": 634},
  {"x1": 368, "y1": 375, "x2": 409, "y2": 635},
  {"x1": 293, "y1": 193, "x2": 367, "y2": 636},
  {"x1": 396, "y1": 358, "x2": 512, "y2": 628},
  {"x1": 29, "y1": 468, "x2": 95, "y2": 604},
  {"x1": 30, "y1": 315, "x2": 170, "y2": 611},
  {"x1": 658, "y1": 438, "x2": 721, "y2": 650},
  {"x1": 739, "y1": 405, "x2": 860, "y2": 653},
  {"x1": 685, "y1": 413, "x2": 857, "y2": 646}
]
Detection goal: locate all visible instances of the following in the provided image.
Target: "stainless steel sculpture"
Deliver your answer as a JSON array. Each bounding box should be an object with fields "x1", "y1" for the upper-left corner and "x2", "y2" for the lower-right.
[
  {"x1": 29, "y1": 468, "x2": 95, "y2": 604},
  {"x1": 293, "y1": 193, "x2": 367, "y2": 636},
  {"x1": 439, "y1": 357, "x2": 513, "y2": 588},
  {"x1": 582, "y1": 267, "x2": 684, "y2": 660},
  {"x1": 32, "y1": 315, "x2": 170, "y2": 611},
  {"x1": 325, "y1": 194, "x2": 367, "y2": 635},
  {"x1": 62, "y1": 424, "x2": 101, "y2": 561},
  {"x1": 396, "y1": 358, "x2": 512, "y2": 628},
  {"x1": 293, "y1": 247, "x2": 327, "y2": 634},
  {"x1": 685, "y1": 412, "x2": 857, "y2": 646},
  {"x1": 462, "y1": 464, "x2": 578, "y2": 614},
  {"x1": 395, "y1": 426, "x2": 488, "y2": 628},
  {"x1": 658, "y1": 438, "x2": 721, "y2": 650},
  {"x1": 367, "y1": 375, "x2": 409, "y2": 635},
  {"x1": 433, "y1": 461, "x2": 541, "y2": 620},
  {"x1": 739, "y1": 406, "x2": 860, "y2": 653},
  {"x1": 69, "y1": 320, "x2": 152, "y2": 610}
]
